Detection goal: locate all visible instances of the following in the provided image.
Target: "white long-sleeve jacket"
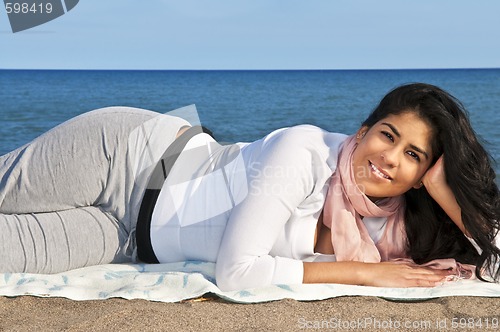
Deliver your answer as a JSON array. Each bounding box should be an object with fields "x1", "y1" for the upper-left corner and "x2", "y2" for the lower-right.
[{"x1": 150, "y1": 125, "x2": 393, "y2": 291}]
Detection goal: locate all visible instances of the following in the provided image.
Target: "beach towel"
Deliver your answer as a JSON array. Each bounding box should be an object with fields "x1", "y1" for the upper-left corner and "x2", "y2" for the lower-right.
[{"x1": 1, "y1": 262, "x2": 499, "y2": 303}]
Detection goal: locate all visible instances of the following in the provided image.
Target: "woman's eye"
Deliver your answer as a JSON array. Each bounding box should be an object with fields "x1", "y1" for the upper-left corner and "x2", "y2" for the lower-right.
[
  {"x1": 381, "y1": 131, "x2": 394, "y2": 142},
  {"x1": 407, "y1": 151, "x2": 420, "y2": 161}
]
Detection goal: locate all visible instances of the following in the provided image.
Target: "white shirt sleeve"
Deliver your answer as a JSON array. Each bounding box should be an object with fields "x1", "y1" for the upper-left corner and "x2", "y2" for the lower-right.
[
  {"x1": 465, "y1": 227, "x2": 500, "y2": 256},
  {"x1": 465, "y1": 228, "x2": 500, "y2": 281},
  {"x1": 465, "y1": 235, "x2": 483, "y2": 255},
  {"x1": 215, "y1": 127, "x2": 317, "y2": 291}
]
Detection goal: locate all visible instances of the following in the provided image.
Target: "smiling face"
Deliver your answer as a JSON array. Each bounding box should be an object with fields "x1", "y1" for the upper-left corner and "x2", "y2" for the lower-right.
[{"x1": 352, "y1": 112, "x2": 434, "y2": 200}]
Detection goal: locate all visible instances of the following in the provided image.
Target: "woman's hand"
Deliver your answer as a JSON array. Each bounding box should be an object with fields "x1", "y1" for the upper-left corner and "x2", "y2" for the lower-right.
[
  {"x1": 422, "y1": 155, "x2": 447, "y2": 191},
  {"x1": 421, "y1": 155, "x2": 469, "y2": 236},
  {"x1": 360, "y1": 261, "x2": 453, "y2": 288}
]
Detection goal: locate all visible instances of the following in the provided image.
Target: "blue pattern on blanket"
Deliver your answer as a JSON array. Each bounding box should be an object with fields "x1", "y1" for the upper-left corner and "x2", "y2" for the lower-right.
[
  {"x1": 277, "y1": 284, "x2": 294, "y2": 292},
  {"x1": 1, "y1": 262, "x2": 500, "y2": 303}
]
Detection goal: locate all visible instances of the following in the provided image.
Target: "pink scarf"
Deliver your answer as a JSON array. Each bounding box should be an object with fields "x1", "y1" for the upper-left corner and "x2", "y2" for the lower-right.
[
  {"x1": 322, "y1": 135, "x2": 476, "y2": 279},
  {"x1": 323, "y1": 135, "x2": 407, "y2": 262}
]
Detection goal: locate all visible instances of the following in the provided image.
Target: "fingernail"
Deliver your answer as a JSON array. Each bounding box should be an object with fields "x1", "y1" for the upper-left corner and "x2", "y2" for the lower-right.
[{"x1": 445, "y1": 275, "x2": 458, "y2": 282}]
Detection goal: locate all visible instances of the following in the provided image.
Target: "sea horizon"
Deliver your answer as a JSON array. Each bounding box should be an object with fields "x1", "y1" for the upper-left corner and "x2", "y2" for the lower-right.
[{"x1": 1, "y1": 67, "x2": 500, "y2": 72}]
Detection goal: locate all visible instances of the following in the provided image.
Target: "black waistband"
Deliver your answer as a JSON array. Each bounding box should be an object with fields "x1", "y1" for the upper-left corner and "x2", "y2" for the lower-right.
[{"x1": 136, "y1": 125, "x2": 213, "y2": 263}]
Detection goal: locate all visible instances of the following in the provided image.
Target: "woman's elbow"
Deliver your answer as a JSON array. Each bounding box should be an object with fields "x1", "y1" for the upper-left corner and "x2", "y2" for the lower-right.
[
  {"x1": 215, "y1": 259, "x2": 272, "y2": 291},
  {"x1": 215, "y1": 262, "x2": 241, "y2": 291}
]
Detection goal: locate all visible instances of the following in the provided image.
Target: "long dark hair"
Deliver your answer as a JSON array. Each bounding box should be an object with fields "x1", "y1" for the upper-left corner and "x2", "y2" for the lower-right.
[{"x1": 362, "y1": 83, "x2": 500, "y2": 281}]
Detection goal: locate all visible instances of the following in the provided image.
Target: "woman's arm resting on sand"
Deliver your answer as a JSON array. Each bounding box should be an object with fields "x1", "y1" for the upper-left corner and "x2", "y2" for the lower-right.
[
  {"x1": 303, "y1": 261, "x2": 452, "y2": 287},
  {"x1": 422, "y1": 156, "x2": 470, "y2": 236}
]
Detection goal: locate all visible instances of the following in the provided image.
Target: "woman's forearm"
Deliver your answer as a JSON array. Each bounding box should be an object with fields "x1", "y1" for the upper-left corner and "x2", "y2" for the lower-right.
[
  {"x1": 303, "y1": 261, "x2": 367, "y2": 285},
  {"x1": 303, "y1": 261, "x2": 452, "y2": 287},
  {"x1": 423, "y1": 178, "x2": 469, "y2": 237}
]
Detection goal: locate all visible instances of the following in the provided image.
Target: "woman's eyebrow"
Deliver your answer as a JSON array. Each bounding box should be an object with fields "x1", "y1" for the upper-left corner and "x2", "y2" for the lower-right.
[{"x1": 381, "y1": 122, "x2": 429, "y2": 160}]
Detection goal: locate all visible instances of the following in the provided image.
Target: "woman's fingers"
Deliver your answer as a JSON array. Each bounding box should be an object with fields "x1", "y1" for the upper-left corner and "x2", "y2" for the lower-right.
[
  {"x1": 367, "y1": 262, "x2": 454, "y2": 288},
  {"x1": 422, "y1": 155, "x2": 446, "y2": 188},
  {"x1": 410, "y1": 268, "x2": 452, "y2": 286}
]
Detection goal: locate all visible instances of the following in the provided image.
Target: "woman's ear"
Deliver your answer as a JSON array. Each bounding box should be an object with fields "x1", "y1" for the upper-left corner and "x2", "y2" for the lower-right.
[
  {"x1": 355, "y1": 127, "x2": 369, "y2": 141},
  {"x1": 413, "y1": 180, "x2": 424, "y2": 189}
]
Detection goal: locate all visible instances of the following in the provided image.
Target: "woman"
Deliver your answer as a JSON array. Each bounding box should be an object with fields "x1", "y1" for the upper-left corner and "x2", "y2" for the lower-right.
[{"x1": 0, "y1": 83, "x2": 498, "y2": 291}]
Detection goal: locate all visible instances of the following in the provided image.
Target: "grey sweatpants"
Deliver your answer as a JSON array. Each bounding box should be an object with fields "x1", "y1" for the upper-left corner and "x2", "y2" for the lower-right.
[{"x1": 0, "y1": 107, "x2": 190, "y2": 273}]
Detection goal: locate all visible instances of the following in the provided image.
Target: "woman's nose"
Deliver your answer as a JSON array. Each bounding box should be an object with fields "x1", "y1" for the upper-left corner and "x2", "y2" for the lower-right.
[{"x1": 381, "y1": 148, "x2": 399, "y2": 167}]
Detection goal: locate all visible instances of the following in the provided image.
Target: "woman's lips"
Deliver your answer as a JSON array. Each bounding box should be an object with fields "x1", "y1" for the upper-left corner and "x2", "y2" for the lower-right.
[{"x1": 369, "y1": 161, "x2": 392, "y2": 180}]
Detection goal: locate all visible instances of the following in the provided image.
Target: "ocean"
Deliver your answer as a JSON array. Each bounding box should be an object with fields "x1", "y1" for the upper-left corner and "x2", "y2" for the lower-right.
[{"x1": 0, "y1": 69, "x2": 499, "y2": 174}]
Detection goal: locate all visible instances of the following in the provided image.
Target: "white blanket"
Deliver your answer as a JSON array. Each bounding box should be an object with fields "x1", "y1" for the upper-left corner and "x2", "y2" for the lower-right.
[{"x1": 1, "y1": 262, "x2": 499, "y2": 303}]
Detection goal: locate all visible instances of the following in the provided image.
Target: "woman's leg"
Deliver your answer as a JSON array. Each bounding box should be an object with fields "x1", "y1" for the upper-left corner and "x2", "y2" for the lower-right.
[
  {"x1": 0, "y1": 207, "x2": 125, "y2": 273},
  {"x1": 0, "y1": 107, "x2": 190, "y2": 273},
  {"x1": 0, "y1": 107, "x2": 160, "y2": 214}
]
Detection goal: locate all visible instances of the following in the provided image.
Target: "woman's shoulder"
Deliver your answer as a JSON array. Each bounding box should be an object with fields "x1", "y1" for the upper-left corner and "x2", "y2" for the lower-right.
[
  {"x1": 262, "y1": 124, "x2": 347, "y2": 146},
  {"x1": 260, "y1": 125, "x2": 347, "y2": 155},
  {"x1": 252, "y1": 125, "x2": 348, "y2": 170}
]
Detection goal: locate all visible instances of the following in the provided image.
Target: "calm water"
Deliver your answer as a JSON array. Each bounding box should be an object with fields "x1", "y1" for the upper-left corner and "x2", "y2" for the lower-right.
[{"x1": 0, "y1": 69, "x2": 499, "y2": 173}]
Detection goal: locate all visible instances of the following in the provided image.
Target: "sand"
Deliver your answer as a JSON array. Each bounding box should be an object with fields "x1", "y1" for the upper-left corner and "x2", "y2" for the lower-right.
[{"x1": 1, "y1": 295, "x2": 499, "y2": 331}]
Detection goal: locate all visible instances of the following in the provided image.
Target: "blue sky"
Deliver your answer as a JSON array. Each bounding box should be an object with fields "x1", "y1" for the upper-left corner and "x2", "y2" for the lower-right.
[{"x1": 1, "y1": 0, "x2": 499, "y2": 70}]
